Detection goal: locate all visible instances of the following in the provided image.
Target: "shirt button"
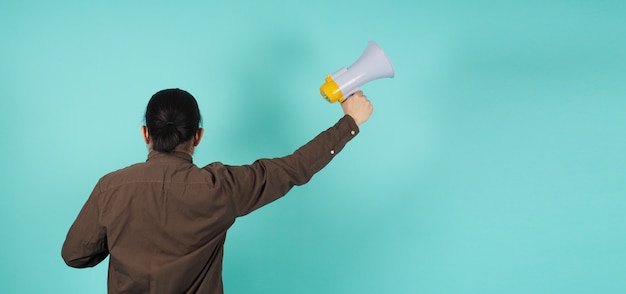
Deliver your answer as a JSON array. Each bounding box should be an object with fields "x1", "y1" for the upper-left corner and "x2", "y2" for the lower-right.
[
  {"x1": 330, "y1": 149, "x2": 335, "y2": 155},
  {"x1": 350, "y1": 130, "x2": 356, "y2": 136}
]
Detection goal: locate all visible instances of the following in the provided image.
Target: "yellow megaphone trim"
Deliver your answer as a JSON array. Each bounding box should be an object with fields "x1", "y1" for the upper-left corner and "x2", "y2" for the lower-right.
[{"x1": 320, "y1": 75, "x2": 345, "y2": 104}]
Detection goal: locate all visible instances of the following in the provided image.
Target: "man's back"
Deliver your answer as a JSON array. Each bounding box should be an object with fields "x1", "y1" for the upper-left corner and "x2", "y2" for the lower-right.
[
  {"x1": 66, "y1": 151, "x2": 235, "y2": 293},
  {"x1": 99, "y1": 151, "x2": 234, "y2": 293}
]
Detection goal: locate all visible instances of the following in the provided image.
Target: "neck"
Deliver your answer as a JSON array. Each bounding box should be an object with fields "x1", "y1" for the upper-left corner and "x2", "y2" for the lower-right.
[
  {"x1": 174, "y1": 145, "x2": 194, "y2": 157},
  {"x1": 147, "y1": 143, "x2": 194, "y2": 157}
]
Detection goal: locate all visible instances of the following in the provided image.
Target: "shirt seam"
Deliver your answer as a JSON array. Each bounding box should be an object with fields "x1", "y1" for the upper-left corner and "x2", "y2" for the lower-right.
[{"x1": 99, "y1": 179, "x2": 215, "y2": 193}]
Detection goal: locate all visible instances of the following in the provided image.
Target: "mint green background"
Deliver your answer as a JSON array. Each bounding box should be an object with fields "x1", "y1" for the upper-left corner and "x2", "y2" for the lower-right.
[{"x1": 1, "y1": 1, "x2": 625, "y2": 293}]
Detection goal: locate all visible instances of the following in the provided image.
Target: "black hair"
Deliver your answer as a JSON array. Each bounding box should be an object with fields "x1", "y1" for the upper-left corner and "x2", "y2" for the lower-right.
[{"x1": 145, "y1": 88, "x2": 202, "y2": 152}]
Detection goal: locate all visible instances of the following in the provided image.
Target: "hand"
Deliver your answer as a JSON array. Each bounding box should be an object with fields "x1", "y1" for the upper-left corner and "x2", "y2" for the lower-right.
[{"x1": 341, "y1": 91, "x2": 373, "y2": 126}]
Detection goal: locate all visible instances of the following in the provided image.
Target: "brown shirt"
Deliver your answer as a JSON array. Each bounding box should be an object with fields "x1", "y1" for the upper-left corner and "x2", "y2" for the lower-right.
[{"x1": 62, "y1": 116, "x2": 359, "y2": 293}]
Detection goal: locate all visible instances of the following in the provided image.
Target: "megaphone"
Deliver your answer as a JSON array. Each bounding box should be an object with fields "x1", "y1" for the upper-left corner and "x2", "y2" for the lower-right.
[{"x1": 320, "y1": 41, "x2": 394, "y2": 103}]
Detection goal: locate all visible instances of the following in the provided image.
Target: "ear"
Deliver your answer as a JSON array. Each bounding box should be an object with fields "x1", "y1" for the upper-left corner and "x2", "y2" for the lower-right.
[
  {"x1": 193, "y1": 128, "x2": 204, "y2": 147},
  {"x1": 141, "y1": 125, "x2": 150, "y2": 144}
]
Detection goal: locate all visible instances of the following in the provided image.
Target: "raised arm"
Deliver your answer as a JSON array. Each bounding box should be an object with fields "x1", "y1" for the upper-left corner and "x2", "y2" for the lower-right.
[{"x1": 219, "y1": 91, "x2": 374, "y2": 217}]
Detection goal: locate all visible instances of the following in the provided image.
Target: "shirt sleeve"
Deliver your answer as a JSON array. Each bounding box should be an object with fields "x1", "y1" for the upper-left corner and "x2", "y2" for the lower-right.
[
  {"x1": 217, "y1": 115, "x2": 360, "y2": 217},
  {"x1": 61, "y1": 181, "x2": 109, "y2": 268}
]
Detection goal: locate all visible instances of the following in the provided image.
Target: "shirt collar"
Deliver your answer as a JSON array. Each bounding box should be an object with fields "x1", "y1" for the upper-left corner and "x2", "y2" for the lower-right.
[{"x1": 147, "y1": 150, "x2": 193, "y2": 163}]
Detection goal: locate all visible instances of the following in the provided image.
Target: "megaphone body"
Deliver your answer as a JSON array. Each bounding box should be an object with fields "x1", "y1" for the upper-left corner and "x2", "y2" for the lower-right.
[{"x1": 320, "y1": 41, "x2": 394, "y2": 103}]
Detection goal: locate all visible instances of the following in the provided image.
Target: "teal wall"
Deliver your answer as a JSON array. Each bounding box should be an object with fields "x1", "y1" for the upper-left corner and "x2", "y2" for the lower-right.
[{"x1": 1, "y1": 0, "x2": 625, "y2": 293}]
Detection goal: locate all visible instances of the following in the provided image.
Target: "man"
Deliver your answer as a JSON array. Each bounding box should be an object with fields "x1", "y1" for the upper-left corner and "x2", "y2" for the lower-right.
[{"x1": 62, "y1": 88, "x2": 373, "y2": 293}]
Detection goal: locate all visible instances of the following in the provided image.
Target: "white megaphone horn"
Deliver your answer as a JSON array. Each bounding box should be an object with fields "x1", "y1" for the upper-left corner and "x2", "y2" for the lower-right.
[{"x1": 320, "y1": 41, "x2": 394, "y2": 103}]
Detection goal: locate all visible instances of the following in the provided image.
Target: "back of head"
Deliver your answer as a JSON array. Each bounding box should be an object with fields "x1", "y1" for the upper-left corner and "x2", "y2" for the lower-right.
[{"x1": 145, "y1": 88, "x2": 202, "y2": 152}]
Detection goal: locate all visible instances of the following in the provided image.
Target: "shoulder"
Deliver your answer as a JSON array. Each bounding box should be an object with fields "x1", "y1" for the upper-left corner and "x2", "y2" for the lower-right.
[
  {"x1": 97, "y1": 162, "x2": 149, "y2": 191},
  {"x1": 200, "y1": 161, "x2": 228, "y2": 179}
]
